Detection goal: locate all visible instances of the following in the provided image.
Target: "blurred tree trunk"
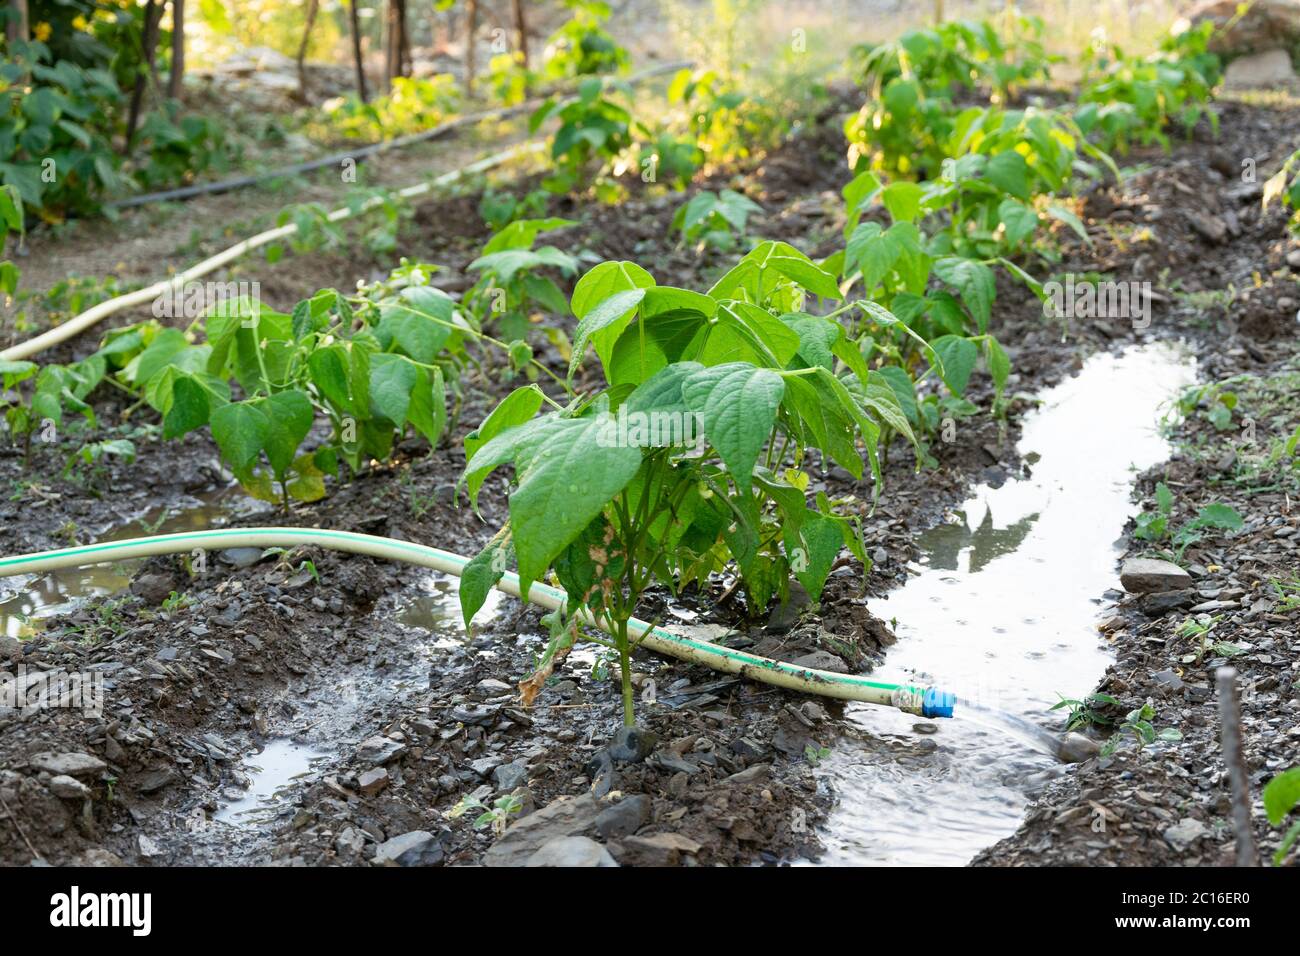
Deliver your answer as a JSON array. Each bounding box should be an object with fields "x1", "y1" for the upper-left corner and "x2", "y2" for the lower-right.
[
  {"x1": 349, "y1": 0, "x2": 369, "y2": 103},
  {"x1": 168, "y1": 0, "x2": 185, "y2": 100},
  {"x1": 512, "y1": 0, "x2": 528, "y2": 68},
  {"x1": 295, "y1": 0, "x2": 319, "y2": 100},
  {"x1": 464, "y1": 0, "x2": 478, "y2": 92},
  {"x1": 6, "y1": 0, "x2": 29, "y2": 44},
  {"x1": 385, "y1": 0, "x2": 410, "y2": 89},
  {"x1": 124, "y1": 0, "x2": 165, "y2": 152}
]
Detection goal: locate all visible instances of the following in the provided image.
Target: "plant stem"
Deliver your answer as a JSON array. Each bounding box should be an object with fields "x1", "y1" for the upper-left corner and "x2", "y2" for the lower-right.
[{"x1": 617, "y1": 616, "x2": 634, "y2": 727}]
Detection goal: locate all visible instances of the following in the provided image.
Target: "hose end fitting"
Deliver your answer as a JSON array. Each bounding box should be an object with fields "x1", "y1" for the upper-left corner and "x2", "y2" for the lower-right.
[{"x1": 922, "y1": 688, "x2": 956, "y2": 719}]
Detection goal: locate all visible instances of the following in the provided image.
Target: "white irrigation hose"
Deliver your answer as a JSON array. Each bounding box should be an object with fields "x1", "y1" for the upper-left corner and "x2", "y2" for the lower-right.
[
  {"x1": 0, "y1": 143, "x2": 544, "y2": 363},
  {"x1": 0, "y1": 528, "x2": 955, "y2": 717}
]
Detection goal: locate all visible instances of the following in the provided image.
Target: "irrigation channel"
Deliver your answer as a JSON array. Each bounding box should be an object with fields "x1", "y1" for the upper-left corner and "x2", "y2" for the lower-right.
[
  {"x1": 817, "y1": 342, "x2": 1196, "y2": 865},
  {"x1": 0, "y1": 343, "x2": 1197, "y2": 861}
]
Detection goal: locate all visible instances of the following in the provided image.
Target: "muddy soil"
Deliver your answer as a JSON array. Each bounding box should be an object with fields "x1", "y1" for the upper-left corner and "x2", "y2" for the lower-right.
[{"x1": 2, "y1": 87, "x2": 1299, "y2": 867}]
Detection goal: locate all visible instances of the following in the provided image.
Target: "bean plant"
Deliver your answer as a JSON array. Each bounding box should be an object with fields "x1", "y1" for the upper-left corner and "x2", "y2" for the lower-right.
[{"x1": 459, "y1": 242, "x2": 917, "y2": 726}]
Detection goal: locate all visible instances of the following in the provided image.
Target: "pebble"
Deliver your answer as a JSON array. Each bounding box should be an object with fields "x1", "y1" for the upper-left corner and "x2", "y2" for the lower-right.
[
  {"x1": 29, "y1": 752, "x2": 107, "y2": 778},
  {"x1": 526, "y1": 836, "x2": 618, "y2": 867}
]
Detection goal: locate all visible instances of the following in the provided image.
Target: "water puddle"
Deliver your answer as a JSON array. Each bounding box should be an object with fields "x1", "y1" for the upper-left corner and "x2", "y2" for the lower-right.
[
  {"x1": 214, "y1": 739, "x2": 328, "y2": 826},
  {"x1": 818, "y1": 343, "x2": 1196, "y2": 865},
  {"x1": 0, "y1": 488, "x2": 262, "y2": 639},
  {"x1": 393, "y1": 575, "x2": 505, "y2": 650}
]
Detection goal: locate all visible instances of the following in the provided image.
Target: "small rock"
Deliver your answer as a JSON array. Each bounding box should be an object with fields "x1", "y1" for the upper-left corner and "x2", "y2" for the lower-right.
[
  {"x1": 469, "y1": 755, "x2": 504, "y2": 778},
  {"x1": 47, "y1": 775, "x2": 91, "y2": 800},
  {"x1": 1120, "y1": 558, "x2": 1192, "y2": 594},
  {"x1": 219, "y1": 548, "x2": 264, "y2": 569},
  {"x1": 1287, "y1": 248, "x2": 1300, "y2": 269},
  {"x1": 335, "y1": 827, "x2": 366, "y2": 856},
  {"x1": 493, "y1": 760, "x2": 528, "y2": 792},
  {"x1": 483, "y1": 794, "x2": 604, "y2": 867},
  {"x1": 1223, "y1": 47, "x2": 1296, "y2": 89},
  {"x1": 526, "y1": 836, "x2": 618, "y2": 867},
  {"x1": 1058, "y1": 732, "x2": 1101, "y2": 763},
  {"x1": 29, "y1": 752, "x2": 107, "y2": 778},
  {"x1": 607, "y1": 726, "x2": 658, "y2": 763},
  {"x1": 788, "y1": 650, "x2": 847, "y2": 673},
  {"x1": 615, "y1": 832, "x2": 702, "y2": 866},
  {"x1": 725, "y1": 763, "x2": 771, "y2": 786},
  {"x1": 912, "y1": 722, "x2": 939, "y2": 735},
  {"x1": 130, "y1": 572, "x2": 176, "y2": 605},
  {"x1": 372, "y1": 830, "x2": 442, "y2": 866},
  {"x1": 358, "y1": 767, "x2": 390, "y2": 796},
  {"x1": 475, "y1": 678, "x2": 514, "y2": 698},
  {"x1": 595, "y1": 794, "x2": 652, "y2": 839},
  {"x1": 137, "y1": 835, "x2": 163, "y2": 859},
  {"x1": 136, "y1": 768, "x2": 178, "y2": 794},
  {"x1": 1163, "y1": 817, "x2": 1209, "y2": 851},
  {"x1": 356, "y1": 736, "x2": 406, "y2": 766},
  {"x1": 1139, "y1": 589, "x2": 1197, "y2": 615}
]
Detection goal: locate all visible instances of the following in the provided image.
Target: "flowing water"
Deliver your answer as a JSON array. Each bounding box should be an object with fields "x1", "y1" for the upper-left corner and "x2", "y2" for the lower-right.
[{"x1": 818, "y1": 343, "x2": 1196, "y2": 865}]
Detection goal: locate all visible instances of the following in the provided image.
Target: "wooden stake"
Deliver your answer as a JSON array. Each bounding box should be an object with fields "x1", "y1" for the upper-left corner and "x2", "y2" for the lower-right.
[
  {"x1": 1217, "y1": 667, "x2": 1260, "y2": 866},
  {"x1": 513, "y1": 0, "x2": 528, "y2": 68}
]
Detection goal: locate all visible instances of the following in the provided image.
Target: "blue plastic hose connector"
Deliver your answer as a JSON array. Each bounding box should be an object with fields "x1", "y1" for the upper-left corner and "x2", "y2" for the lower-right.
[{"x1": 922, "y1": 688, "x2": 956, "y2": 719}]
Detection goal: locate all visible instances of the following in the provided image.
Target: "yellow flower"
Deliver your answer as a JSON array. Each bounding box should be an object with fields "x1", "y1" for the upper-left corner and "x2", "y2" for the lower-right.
[
  {"x1": 72, "y1": 15, "x2": 90, "y2": 31},
  {"x1": 33, "y1": 21, "x2": 52, "y2": 42}
]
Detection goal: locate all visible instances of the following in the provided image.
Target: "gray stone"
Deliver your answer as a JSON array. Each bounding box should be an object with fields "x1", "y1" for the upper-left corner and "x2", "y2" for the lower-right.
[
  {"x1": 1120, "y1": 558, "x2": 1192, "y2": 594},
  {"x1": 525, "y1": 836, "x2": 618, "y2": 867},
  {"x1": 1139, "y1": 589, "x2": 1198, "y2": 615},
  {"x1": 483, "y1": 794, "x2": 604, "y2": 867},
  {"x1": 29, "y1": 752, "x2": 107, "y2": 778},
  {"x1": 475, "y1": 678, "x2": 514, "y2": 698},
  {"x1": 470, "y1": 755, "x2": 504, "y2": 778},
  {"x1": 219, "y1": 547, "x2": 265, "y2": 569},
  {"x1": 358, "y1": 767, "x2": 389, "y2": 796},
  {"x1": 788, "y1": 650, "x2": 848, "y2": 673},
  {"x1": 1223, "y1": 48, "x2": 1296, "y2": 89},
  {"x1": 493, "y1": 760, "x2": 528, "y2": 792},
  {"x1": 48, "y1": 775, "x2": 91, "y2": 799},
  {"x1": 356, "y1": 736, "x2": 406, "y2": 766},
  {"x1": 1163, "y1": 817, "x2": 1209, "y2": 851},
  {"x1": 1058, "y1": 732, "x2": 1101, "y2": 763},
  {"x1": 607, "y1": 726, "x2": 657, "y2": 763},
  {"x1": 372, "y1": 830, "x2": 442, "y2": 866},
  {"x1": 614, "y1": 832, "x2": 702, "y2": 866},
  {"x1": 595, "y1": 794, "x2": 652, "y2": 839}
]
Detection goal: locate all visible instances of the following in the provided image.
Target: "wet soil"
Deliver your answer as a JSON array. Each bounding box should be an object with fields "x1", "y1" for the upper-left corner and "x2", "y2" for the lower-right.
[{"x1": 2, "y1": 87, "x2": 1299, "y2": 866}]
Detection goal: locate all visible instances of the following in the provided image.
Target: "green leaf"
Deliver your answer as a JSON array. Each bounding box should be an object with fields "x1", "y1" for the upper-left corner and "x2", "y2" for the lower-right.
[
  {"x1": 570, "y1": 261, "x2": 656, "y2": 369},
  {"x1": 934, "y1": 257, "x2": 995, "y2": 333},
  {"x1": 984, "y1": 150, "x2": 1031, "y2": 200},
  {"x1": 407, "y1": 365, "x2": 447, "y2": 446},
  {"x1": 930, "y1": 335, "x2": 979, "y2": 396},
  {"x1": 881, "y1": 181, "x2": 924, "y2": 223},
  {"x1": 307, "y1": 345, "x2": 355, "y2": 414},
  {"x1": 369, "y1": 353, "x2": 418, "y2": 426},
  {"x1": 261, "y1": 390, "x2": 314, "y2": 478},
  {"x1": 507, "y1": 414, "x2": 642, "y2": 594},
  {"x1": 568, "y1": 288, "x2": 647, "y2": 378},
  {"x1": 463, "y1": 386, "x2": 547, "y2": 509},
  {"x1": 460, "y1": 533, "x2": 513, "y2": 628},
  {"x1": 681, "y1": 363, "x2": 785, "y2": 494},
  {"x1": 785, "y1": 512, "x2": 843, "y2": 601},
  {"x1": 377, "y1": 286, "x2": 454, "y2": 363},
  {"x1": 1046, "y1": 203, "x2": 1090, "y2": 243},
  {"x1": 162, "y1": 374, "x2": 211, "y2": 439},
  {"x1": 986, "y1": 336, "x2": 1010, "y2": 401},
  {"x1": 211, "y1": 402, "x2": 269, "y2": 474},
  {"x1": 997, "y1": 198, "x2": 1039, "y2": 246}
]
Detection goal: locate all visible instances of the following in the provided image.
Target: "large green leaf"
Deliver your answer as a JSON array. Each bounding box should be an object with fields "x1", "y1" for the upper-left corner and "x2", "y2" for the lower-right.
[
  {"x1": 369, "y1": 352, "x2": 418, "y2": 426},
  {"x1": 934, "y1": 257, "x2": 995, "y2": 333},
  {"x1": 681, "y1": 363, "x2": 785, "y2": 494},
  {"x1": 930, "y1": 335, "x2": 979, "y2": 396},
  {"x1": 262, "y1": 389, "x2": 314, "y2": 477},
  {"x1": 376, "y1": 286, "x2": 454, "y2": 363},
  {"x1": 211, "y1": 401, "x2": 269, "y2": 474},
  {"x1": 507, "y1": 414, "x2": 643, "y2": 595}
]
